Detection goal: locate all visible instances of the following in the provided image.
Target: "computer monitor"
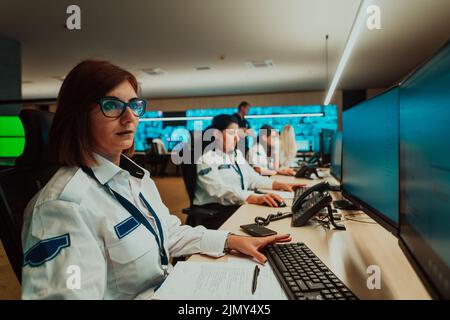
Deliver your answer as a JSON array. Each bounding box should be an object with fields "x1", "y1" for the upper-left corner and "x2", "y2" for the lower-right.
[
  {"x1": 320, "y1": 129, "x2": 335, "y2": 165},
  {"x1": 330, "y1": 131, "x2": 342, "y2": 182},
  {"x1": 342, "y1": 86, "x2": 399, "y2": 234},
  {"x1": 296, "y1": 140, "x2": 310, "y2": 152},
  {"x1": 398, "y1": 41, "x2": 450, "y2": 299}
]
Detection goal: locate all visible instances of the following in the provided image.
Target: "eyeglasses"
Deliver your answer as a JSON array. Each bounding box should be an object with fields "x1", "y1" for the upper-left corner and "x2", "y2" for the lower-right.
[{"x1": 97, "y1": 97, "x2": 147, "y2": 118}]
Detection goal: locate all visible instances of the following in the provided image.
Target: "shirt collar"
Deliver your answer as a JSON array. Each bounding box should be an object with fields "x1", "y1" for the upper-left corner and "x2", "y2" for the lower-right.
[
  {"x1": 215, "y1": 148, "x2": 236, "y2": 160},
  {"x1": 91, "y1": 153, "x2": 145, "y2": 185}
]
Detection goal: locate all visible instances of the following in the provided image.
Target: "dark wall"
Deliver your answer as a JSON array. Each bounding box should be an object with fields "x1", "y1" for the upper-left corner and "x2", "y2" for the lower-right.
[
  {"x1": 342, "y1": 89, "x2": 366, "y2": 111},
  {"x1": 0, "y1": 34, "x2": 21, "y2": 115}
]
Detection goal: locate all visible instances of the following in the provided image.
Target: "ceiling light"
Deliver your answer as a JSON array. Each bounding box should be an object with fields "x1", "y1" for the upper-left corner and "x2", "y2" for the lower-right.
[
  {"x1": 195, "y1": 66, "x2": 211, "y2": 71},
  {"x1": 139, "y1": 112, "x2": 323, "y2": 122},
  {"x1": 142, "y1": 68, "x2": 166, "y2": 76},
  {"x1": 245, "y1": 60, "x2": 274, "y2": 69},
  {"x1": 324, "y1": 0, "x2": 373, "y2": 105}
]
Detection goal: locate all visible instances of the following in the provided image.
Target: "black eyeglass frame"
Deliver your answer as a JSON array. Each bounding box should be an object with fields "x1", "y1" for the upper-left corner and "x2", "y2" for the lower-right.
[{"x1": 97, "y1": 96, "x2": 147, "y2": 118}]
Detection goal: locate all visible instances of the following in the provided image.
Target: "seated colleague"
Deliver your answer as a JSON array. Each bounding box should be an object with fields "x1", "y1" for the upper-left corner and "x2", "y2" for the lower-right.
[
  {"x1": 279, "y1": 124, "x2": 298, "y2": 168},
  {"x1": 21, "y1": 60, "x2": 291, "y2": 300},
  {"x1": 152, "y1": 136, "x2": 168, "y2": 155},
  {"x1": 248, "y1": 124, "x2": 295, "y2": 176},
  {"x1": 194, "y1": 115, "x2": 299, "y2": 213}
]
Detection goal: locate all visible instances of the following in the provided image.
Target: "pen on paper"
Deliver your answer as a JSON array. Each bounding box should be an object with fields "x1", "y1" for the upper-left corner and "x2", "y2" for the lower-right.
[{"x1": 251, "y1": 265, "x2": 260, "y2": 294}]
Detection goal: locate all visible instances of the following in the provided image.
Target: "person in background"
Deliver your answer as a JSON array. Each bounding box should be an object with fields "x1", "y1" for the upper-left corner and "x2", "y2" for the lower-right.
[
  {"x1": 152, "y1": 136, "x2": 168, "y2": 155},
  {"x1": 194, "y1": 115, "x2": 301, "y2": 227},
  {"x1": 21, "y1": 60, "x2": 291, "y2": 300},
  {"x1": 248, "y1": 124, "x2": 295, "y2": 176},
  {"x1": 279, "y1": 124, "x2": 298, "y2": 168},
  {"x1": 233, "y1": 101, "x2": 253, "y2": 156}
]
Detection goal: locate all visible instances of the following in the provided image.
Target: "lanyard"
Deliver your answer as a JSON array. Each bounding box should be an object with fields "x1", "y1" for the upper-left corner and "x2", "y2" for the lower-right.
[
  {"x1": 229, "y1": 152, "x2": 244, "y2": 190},
  {"x1": 82, "y1": 167, "x2": 169, "y2": 267}
]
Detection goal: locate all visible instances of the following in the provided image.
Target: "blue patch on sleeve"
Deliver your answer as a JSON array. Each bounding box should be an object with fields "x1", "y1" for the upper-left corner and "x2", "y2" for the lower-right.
[
  {"x1": 198, "y1": 167, "x2": 212, "y2": 176},
  {"x1": 114, "y1": 216, "x2": 140, "y2": 239},
  {"x1": 23, "y1": 234, "x2": 71, "y2": 267},
  {"x1": 218, "y1": 164, "x2": 231, "y2": 170}
]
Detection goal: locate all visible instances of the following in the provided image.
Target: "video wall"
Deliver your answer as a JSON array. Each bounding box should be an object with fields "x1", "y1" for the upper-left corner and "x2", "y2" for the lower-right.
[{"x1": 134, "y1": 105, "x2": 338, "y2": 152}]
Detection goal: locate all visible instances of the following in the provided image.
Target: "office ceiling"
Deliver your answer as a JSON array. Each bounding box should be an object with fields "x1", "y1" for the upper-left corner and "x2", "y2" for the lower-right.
[{"x1": 0, "y1": 0, "x2": 449, "y2": 99}]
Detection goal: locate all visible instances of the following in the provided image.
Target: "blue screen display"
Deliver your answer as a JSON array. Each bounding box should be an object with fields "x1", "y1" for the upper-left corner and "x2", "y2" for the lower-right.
[
  {"x1": 135, "y1": 111, "x2": 190, "y2": 152},
  {"x1": 186, "y1": 105, "x2": 338, "y2": 151},
  {"x1": 400, "y1": 42, "x2": 450, "y2": 279},
  {"x1": 135, "y1": 105, "x2": 338, "y2": 152},
  {"x1": 343, "y1": 87, "x2": 399, "y2": 225}
]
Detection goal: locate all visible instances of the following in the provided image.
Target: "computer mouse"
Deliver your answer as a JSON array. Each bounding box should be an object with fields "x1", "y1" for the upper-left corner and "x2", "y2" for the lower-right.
[{"x1": 275, "y1": 199, "x2": 287, "y2": 207}]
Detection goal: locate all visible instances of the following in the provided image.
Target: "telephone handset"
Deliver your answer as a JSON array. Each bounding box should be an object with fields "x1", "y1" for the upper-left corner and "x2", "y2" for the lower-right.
[
  {"x1": 307, "y1": 153, "x2": 319, "y2": 165},
  {"x1": 291, "y1": 182, "x2": 345, "y2": 230},
  {"x1": 295, "y1": 164, "x2": 321, "y2": 180},
  {"x1": 292, "y1": 182, "x2": 329, "y2": 212}
]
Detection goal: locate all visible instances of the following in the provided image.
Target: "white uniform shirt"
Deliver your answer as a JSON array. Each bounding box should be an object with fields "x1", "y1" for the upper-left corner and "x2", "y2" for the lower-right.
[
  {"x1": 194, "y1": 149, "x2": 273, "y2": 206},
  {"x1": 247, "y1": 142, "x2": 280, "y2": 170},
  {"x1": 21, "y1": 154, "x2": 228, "y2": 300},
  {"x1": 248, "y1": 143, "x2": 269, "y2": 169}
]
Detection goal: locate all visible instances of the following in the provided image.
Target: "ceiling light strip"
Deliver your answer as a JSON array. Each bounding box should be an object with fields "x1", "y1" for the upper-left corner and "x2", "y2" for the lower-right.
[
  {"x1": 324, "y1": 0, "x2": 372, "y2": 105},
  {"x1": 139, "y1": 112, "x2": 324, "y2": 122}
]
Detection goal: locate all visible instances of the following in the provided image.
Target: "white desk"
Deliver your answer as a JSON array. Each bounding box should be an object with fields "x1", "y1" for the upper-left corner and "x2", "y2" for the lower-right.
[{"x1": 189, "y1": 170, "x2": 430, "y2": 300}]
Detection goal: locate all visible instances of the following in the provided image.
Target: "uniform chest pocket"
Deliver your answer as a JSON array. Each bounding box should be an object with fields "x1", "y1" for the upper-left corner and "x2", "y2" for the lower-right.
[{"x1": 107, "y1": 225, "x2": 163, "y2": 295}]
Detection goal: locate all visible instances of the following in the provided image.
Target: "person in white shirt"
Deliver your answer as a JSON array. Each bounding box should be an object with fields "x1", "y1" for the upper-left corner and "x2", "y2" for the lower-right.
[
  {"x1": 151, "y1": 137, "x2": 167, "y2": 155},
  {"x1": 21, "y1": 59, "x2": 291, "y2": 300},
  {"x1": 279, "y1": 124, "x2": 298, "y2": 168},
  {"x1": 195, "y1": 115, "x2": 300, "y2": 214},
  {"x1": 248, "y1": 124, "x2": 295, "y2": 176}
]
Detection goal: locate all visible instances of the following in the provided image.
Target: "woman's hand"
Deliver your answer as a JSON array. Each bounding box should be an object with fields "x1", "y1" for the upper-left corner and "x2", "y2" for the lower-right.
[
  {"x1": 261, "y1": 168, "x2": 277, "y2": 176},
  {"x1": 226, "y1": 234, "x2": 292, "y2": 263},
  {"x1": 246, "y1": 193, "x2": 283, "y2": 207},
  {"x1": 272, "y1": 181, "x2": 306, "y2": 192},
  {"x1": 277, "y1": 168, "x2": 295, "y2": 176}
]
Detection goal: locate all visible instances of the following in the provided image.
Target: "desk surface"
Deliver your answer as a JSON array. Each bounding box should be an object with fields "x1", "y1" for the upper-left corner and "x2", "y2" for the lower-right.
[{"x1": 189, "y1": 169, "x2": 431, "y2": 300}]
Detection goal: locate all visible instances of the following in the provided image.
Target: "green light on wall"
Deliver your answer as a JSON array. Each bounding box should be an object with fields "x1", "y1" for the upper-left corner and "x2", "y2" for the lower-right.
[
  {"x1": 0, "y1": 137, "x2": 25, "y2": 157},
  {"x1": 0, "y1": 116, "x2": 25, "y2": 157},
  {"x1": 0, "y1": 116, "x2": 25, "y2": 136}
]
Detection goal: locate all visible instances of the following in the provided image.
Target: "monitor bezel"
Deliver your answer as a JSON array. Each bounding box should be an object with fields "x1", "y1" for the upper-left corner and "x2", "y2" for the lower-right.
[
  {"x1": 397, "y1": 39, "x2": 450, "y2": 300},
  {"x1": 341, "y1": 189, "x2": 399, "y2": 237},
  {"x1": 330, "y1": 131, "x2": 342, "y2": 183},
  {"x1": 341, "y1": 86, "x2": 400, "y2": 237}
]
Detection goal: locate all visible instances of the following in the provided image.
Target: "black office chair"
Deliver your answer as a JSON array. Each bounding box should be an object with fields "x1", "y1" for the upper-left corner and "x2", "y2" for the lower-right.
[
  {"x1": 145, "y1": 139, "x2": 169, "y2": 176},
  {"x1": 180, "y1": 131, "x2": 239, "y2": 230},
  {"x1": 0, "y1": 109, "x2": 58, "y2": 282}
]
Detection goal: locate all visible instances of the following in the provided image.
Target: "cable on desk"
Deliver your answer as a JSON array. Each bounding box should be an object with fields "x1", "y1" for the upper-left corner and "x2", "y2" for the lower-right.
[
  {"x1": 343, "y1": 217, "x2": 377, "y2": 224},
  {"x1": 254, "y1": 211, "x2": 292, "y2": 226}
]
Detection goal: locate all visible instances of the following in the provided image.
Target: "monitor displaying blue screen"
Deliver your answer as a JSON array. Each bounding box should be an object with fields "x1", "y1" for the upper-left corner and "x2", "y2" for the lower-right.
[
  {"x1": 186, "y1": 105, "x2": 337, "y2": 152},
  {"x1": 135, "y1": 111, "x2": 191, "y2": 152},
  {"x1": 342, "y1": 87, "x2": 399, "y2": 227},
  {"x1": 134, "y1": 105, "x2": 338, "y2": 152},
  {"x1": 330, "y1": 131, "x2": 342, "y2": 182},
  {"x1": 399, "y1": 42, "x2": 450, "y2": 299},
  {"x1": 296, "y1": 140, "x2": 310, "y2": 152}
]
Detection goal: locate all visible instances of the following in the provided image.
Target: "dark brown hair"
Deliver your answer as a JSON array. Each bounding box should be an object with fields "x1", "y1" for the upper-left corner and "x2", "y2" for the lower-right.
[
  {"x1": 50, "y1": 59, "x2": 138, "y2": 167},
  {"x1": 238, "y1": 101, "x2": 250, "y2": 110}
]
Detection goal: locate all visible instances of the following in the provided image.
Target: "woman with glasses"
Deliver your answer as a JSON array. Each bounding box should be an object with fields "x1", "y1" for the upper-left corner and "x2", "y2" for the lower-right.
[{"x1": 21, "y1": 60, "x2": 291, "y2": 299}]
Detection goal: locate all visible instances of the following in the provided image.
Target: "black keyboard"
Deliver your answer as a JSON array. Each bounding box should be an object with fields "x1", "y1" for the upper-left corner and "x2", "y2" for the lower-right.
[{"x1": 264, "y1": 243, "x2": 358, "y2": 300}]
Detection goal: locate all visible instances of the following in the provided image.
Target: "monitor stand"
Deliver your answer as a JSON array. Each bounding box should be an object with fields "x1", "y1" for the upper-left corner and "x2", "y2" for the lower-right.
[{"x1": 333, "y1": 199, "x2": 359, "y2": 210}]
